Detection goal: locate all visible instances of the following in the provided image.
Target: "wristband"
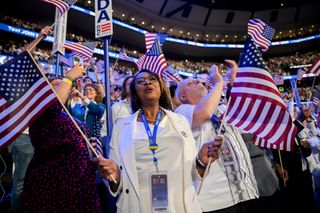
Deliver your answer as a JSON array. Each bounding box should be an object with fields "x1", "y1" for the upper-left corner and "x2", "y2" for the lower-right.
[
  {"x1": 62, "y1": 77, "x2": 73, "y2": 86},
  {"x1": 196, "y1": 155, "x2": 207, "y2": 169},
  {"x1": 64, "y1": 75, "x2": 74, "y2": 82}
]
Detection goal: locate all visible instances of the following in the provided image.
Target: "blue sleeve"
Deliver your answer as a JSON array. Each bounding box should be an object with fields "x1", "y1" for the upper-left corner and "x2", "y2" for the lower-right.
[{"x1": 87, "y1": 102, "x2": 106, "y2": 118}]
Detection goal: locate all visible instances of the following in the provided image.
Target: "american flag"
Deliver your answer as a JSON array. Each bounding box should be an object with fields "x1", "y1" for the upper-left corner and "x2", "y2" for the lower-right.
[
  {"x1": 118, "y1": 48, "x2": 136, "y2": 63},
  {"x1": 42, "y1": 0, "x2": 76, "y2": 15},
  {"x1": 64, "y1": 41, "x2": 95, "y2": 60},
  {"x1": 162, "y1": 65, "x2": 181, "y2": 82},
  {"x1": 224, "y1": 37, "x2": 297, "y2": 146},
  {"x1": 140, "y1": 39, "x2": 167, "y2": 78},
  {"x1": 313, "y1": 96, "x2": 320, "y2": 107},
  {"x1": 0, "y1": 51, "x2": 57, "y2": 149},
  {"x1": 59, "y1": 54, "x2": 73, "y2": 67},
  {"x1": 145, "y1": 33, "x2": 168, "y2": 51},
  {"x1": 273, "y1": 74, "x2": 284, "y2": 85},
  {"x1": 205, "y1": 77, "x2": 213, "y2": 89},
  {"x1": 253, "y1": 135, "x2": 295, "y2": 151},
  {"x1": 96, "y1": 60, "x2": 105, "y2": 73},
  {"x1": 135, "y1": 55, "x2": 146, "y2": 71},
  {"x1": 306, "y1": 57, "x2": 320, "y2": 76},
  {"x1": 296, "y1": 68, "x2": 306, "y2": 81},
  {"x1": 90, "y1": 137, "x2": 103, "y2": 156},
  {"x1": 101, "y1": 22, "x2": 111, "y2": 33},
  {"x1": 248, "y1": 19, "x2": 275, "y2": 52}
]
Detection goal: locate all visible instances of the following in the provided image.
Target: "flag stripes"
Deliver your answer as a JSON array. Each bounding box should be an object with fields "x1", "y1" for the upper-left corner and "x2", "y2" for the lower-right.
[
  {"x1": 248, "y1": 19, "x2": 275, "y2": 52},
  {"x1": 253, "y1": 125, "x2": 297, "y2": 151},
  {"x1": 64, "y1": 42, "x2": 94, "y2": 60},
  {"x1": 224, "y1": 37, "x2": 296, "y2": 146},
  {"x1": 145, "y1": 33, "x2": 167, "y2": 51},
  {"x1": 307, "y1": 57, "x2": 320, "y2": 76},
  {"x1": 42, "y1": 0, "x2": 69, "y2": 14},
  {"x1": 0, "y1": 83, "x2": 56, "y2": 148}
]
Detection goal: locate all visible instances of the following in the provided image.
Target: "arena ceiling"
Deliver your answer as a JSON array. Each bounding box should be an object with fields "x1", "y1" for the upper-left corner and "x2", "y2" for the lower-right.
[{"x1": 2, "y1": 0, "x2": 320, "y2": 60}]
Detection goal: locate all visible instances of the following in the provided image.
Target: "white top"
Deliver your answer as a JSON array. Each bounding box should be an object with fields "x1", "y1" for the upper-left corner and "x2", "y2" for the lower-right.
[
  {"x1": 175, "y1": 104, "x2": 258, "y2": 212},
  {"x1": 133, "y1": 116, "x2": 185, "y2": 213},
  {"x1": 111, "y1": 99, "x2": 132, "y2": 125}
]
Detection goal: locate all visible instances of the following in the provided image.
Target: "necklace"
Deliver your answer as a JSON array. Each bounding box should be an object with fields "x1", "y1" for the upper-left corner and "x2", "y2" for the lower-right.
[{"x1": 146, "y1": 118, "x2": 157, "y2": 122}]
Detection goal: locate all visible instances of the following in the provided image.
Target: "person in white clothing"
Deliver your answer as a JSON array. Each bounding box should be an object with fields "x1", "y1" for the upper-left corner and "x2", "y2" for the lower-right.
[
  {"x1": 175, "y1": 60, "x2": 259, "y2": 213},
  {"x1": 111, "y1": 76, "x2": 134, "y2": 125},
  {"x1": 94, "y1": 69, "x2": 222, "y2": 213}
]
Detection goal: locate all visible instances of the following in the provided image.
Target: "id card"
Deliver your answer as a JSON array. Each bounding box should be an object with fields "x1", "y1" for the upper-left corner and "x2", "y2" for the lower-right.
[
  {"x1": 220, "y1": 141, "x2": 235, "y2": 166},
  {"x1": 149, "y1": 171, "x2": 169, "y2": 213}
]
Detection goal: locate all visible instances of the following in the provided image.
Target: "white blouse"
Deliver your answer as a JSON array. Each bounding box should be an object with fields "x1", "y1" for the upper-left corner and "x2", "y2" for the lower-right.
[{"x1": 133, "y1": 116, "x2": 186, "y2": 213}]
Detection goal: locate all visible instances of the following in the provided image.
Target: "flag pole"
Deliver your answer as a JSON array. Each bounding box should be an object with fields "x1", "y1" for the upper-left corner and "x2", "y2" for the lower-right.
[
  {"x1": 111, "y1": 56, "x2": 119, "y2": 70},
  {"x1": 308, "y1": 76, "x2": 317, "y2": 101},
  {"x1": 28, "y1": 50, "x2": 117, "y2": 183},
  {"x1": 197, "y1": 97, "x2": 232, "y2": 195},
  {"x1": 104, "y1": 37, "x2": 113, "y2": 136},
  {"x1": 277, "y1": 149, "x2": 286, "y2": 188}
]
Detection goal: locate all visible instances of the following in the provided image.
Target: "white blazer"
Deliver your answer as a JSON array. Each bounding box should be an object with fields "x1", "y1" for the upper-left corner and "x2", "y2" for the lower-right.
[{"x1": 107, "y1": 108, "x2": 202, "y2": 213}]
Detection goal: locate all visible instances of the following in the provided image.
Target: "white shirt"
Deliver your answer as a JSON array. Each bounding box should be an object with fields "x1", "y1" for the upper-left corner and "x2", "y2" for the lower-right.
[
  {"x1": 133, "y1": 117, "x2": 185, "y2": 213},
  {"x1": 175, "y1": 104, "x2": 258, "y2": 212},
  {"x1": 111, "y1": 99, "x2": 132, "y2": 125}
]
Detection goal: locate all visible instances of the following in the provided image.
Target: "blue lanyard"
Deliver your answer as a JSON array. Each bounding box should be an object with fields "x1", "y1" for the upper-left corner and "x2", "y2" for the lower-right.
[{"x1": 141, "y1": 109, "x2": 162, "y2": 171}]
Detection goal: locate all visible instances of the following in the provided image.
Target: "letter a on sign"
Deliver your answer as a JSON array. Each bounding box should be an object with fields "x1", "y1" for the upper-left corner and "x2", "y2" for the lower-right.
[{"x1": 95, "y1": 0, "x2": 113, "y2": 38}]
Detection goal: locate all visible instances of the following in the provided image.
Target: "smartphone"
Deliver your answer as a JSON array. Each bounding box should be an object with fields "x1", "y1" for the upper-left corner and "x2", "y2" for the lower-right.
[{"x1": 73, "y1": 56, "x2": 83, "y2": 66}]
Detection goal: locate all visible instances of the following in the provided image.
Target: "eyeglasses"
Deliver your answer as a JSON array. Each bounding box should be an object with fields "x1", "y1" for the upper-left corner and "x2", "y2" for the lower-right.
[{"x1": 136, "y1": 76, "x2": 158, "y2": 85}]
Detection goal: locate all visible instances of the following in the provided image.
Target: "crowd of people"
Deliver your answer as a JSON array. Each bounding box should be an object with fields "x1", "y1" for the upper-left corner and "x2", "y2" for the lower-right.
[
  {"x1": 1, "y1": 10, "x2": 320, "y2": 213},
  {"x1": 1, "y1": 14, "x2": 319, "y2": 77}
]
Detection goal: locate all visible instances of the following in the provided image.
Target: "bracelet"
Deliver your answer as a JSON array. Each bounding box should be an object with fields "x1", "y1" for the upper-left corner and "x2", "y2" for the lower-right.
[
  {"x1": 64, "y1": 75, "x2": 74, "y2": 82},
  {"x1": 196, "y1": 155, "x2": 207, "y2": 169},
  {"x1": 62, "y1": 77, "x2": 73, "y2": 86}
]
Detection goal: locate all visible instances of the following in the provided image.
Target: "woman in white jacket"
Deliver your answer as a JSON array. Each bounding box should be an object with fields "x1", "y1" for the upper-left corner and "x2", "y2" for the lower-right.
[{"x1": 95, "y1": 70, "x2": 222, "y2": 213}]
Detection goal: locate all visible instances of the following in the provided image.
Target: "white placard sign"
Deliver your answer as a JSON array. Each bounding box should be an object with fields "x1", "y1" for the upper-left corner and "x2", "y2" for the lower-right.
[
  {"x1": 95, "y1": 0, "x2": 113, "y2": 38},
  {"x1": 52, "y1": 9, "x2": 67, "y2": 54}
]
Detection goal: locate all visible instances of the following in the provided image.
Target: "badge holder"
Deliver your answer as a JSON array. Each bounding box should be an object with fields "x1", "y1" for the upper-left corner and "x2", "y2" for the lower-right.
[{"x1": 148, "y1": 170, "x2": 169, "y2": 213}]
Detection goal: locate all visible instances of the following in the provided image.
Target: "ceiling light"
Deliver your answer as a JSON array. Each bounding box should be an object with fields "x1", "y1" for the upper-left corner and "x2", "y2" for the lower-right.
[
  {"x1": 180, "y1": 30, "x2": 183, "y2": 34},
  {"x1": 196, "y1": 34, "x2": 199, "y2": 37},
  {"x1": 280, "y1": 3, "x2": 284, "y2": 6},
  {"x1": 162, "y1": 27, "x2": 165, "y2": 30},
  {"x1": 141, "y1": 21, "x2": 145, "y2": 25},
  {"x1": 170, "y1": 29, "x2": 173, "y2": 32},
  {"x1": 122, "y1": 14, "x2": 125, "y2": 17},
  {"x1": 131, "y1": 17, "x2": 135, "y2": 21},
  {"x1": 187, "y1": 32, "x2": 190, "y2": 35},
  {"x1": 206, "y1": 34, "x2": 209, "y2": 37},
  {"x1": 87, "y1": 0, "x2": 91, "y2": 4},
  {"x1": 151, "y1": 25, "x2": 154, "y2": 28}
]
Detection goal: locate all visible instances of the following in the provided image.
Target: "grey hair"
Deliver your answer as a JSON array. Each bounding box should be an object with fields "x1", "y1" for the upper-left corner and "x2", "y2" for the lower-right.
[{"x1": 175, "y1": 80, "x2": 185, "y2": 103}]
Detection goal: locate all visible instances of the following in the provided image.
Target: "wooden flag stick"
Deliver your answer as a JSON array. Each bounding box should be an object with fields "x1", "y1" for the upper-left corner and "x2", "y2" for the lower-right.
[
  {"x1": 197, "y1": 97, "x2": 232, "y2": 195},
  {"x1": 277, "y1": 149, "x2": 286, "y2": 188},
  {"x1": 29, "y1": 50, "x2": 117, "y2": 183},
  {"x1": 308, "y1": 76, "x2": 317, "y2": 101}
]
